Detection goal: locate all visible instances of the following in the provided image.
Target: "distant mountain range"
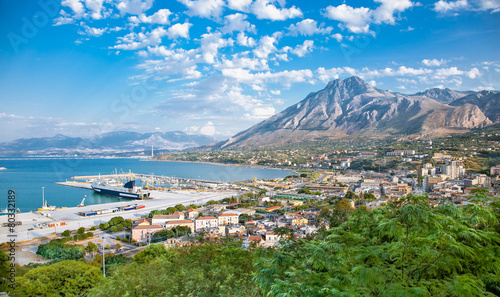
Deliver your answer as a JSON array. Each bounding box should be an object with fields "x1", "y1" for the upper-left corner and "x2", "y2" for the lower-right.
[
  {"x1": 216, "y1": 76, "x2": 498, "y2": 149},
  {"x1": 0, "y1": 131, "x2": 218, "y2": 156}
]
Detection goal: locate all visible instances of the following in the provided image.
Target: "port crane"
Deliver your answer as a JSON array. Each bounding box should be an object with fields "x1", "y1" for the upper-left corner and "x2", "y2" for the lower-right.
[{"x1": 78, "y1": 195, "x2": 86, "y2": 207}]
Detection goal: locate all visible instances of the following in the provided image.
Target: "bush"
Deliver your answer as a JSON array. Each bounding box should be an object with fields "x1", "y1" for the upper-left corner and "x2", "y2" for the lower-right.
[
  {"x1": 62, "y1": 230, "x2": 71, "y2": 237},
  {"x1": 36, "y1": 241, "x2": 85, "y2": 260}
]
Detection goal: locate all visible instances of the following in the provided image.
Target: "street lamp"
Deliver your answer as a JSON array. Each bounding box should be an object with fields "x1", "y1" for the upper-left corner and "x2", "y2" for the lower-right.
[{"x1": 101, "y1": 235, "x2": 106, "y2": 277}]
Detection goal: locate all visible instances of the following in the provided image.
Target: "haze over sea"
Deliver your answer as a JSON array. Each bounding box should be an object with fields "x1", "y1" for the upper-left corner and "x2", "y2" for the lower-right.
[{"x1": 0, "y1": 158, "x2": 292, "y2": 212}]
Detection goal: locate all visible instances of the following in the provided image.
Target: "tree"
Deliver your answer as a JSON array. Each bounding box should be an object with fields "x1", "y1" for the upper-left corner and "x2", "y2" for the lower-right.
[
  {"x1": 86, "y1": 242, "x2": 98, "y2": 255},
  {"x1": 77, "y1": 227, "x2": 85, "y2": 234},
  {"x1": 11, "y1": 260, "x2": 103, "y2": 297},
  {"x1": 61, "y1": 230, "x2": 71, "y2": 237},
  {"x1": 255, "y1": 195, "x2": 500, "y2": 296}
]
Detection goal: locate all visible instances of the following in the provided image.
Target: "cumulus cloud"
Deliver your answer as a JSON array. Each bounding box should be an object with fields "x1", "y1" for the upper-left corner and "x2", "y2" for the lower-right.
[
  {"x1": 433, "y1": 0, "x2": 468, "y2": 13},
  {"x1": 251, "y1": 0, "x2": 303, "y2": 21},
  {"x1": 253, "y1": 35, "x2": 280, "y2": 58},
  {"x1": 166, "y1": 22, "x2": 193, "y2": 39},
  {"x1": 220, "y1": 13, "x2": 257, "y2": 34},
  {"x1": 422, "y1": 58, "x2": 448, "y2": 66},
  {"x1": 129, "y1": 9, "x2": 172, "y2": 25},
  {"x1": 116, "y1": 0, "x2": 154, "y2": 15},
  {"x1": 287, "y1": 19, "x2": 333, "y2": 36},
  {"x1": 236, "y1": 32, "x2": 257, "y2": 47},
  {"x1": 227, "y1": 0, "x2": 253, "y2": 11},
  {"x1": 434, "y1": 0, "x2": 500, "y2": 13},
  {"x1": 288, "y1": 40, "x2": 315, "y2": 57},
  {"x1": 323, "y1": 4, "x2": 372, "y2": 34},
  {"x1": 111, "y1": 27, "x2": 168, "y2": 50},
  {"x1": 200, "y1": 32, "x2": 234, "y2": 64},
  {"x1": 323, "y1": 0, "x2": 414, "y2": 34},
  {"x1": 78, "y1": 25, "x2": 107, "y2": 37},
  {"x1": 177, "y1": 0, "x2": 225, "y2": 20}
]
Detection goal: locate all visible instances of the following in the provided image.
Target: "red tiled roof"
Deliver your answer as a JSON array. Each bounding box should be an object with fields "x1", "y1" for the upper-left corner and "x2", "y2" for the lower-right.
[
  {"x1": 133, "y1": 225, "x2": 163, "y2": 230},
  {"x1": 165, "y1": 220, "x2": 193, "y2": 225},
  {"x1": 219, "y1": 213, "x2": 238, "y2": 217},
  {"x1": 248, "y1": 235, "x2": 262, "y2": 241},
  {"x1": 196, "y1": 216, "x2": 217, "y2": 220}
]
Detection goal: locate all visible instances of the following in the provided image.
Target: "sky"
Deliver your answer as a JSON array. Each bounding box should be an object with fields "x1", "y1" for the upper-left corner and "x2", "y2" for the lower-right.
[{"x1": 0, "y1": 0, "x2": 499, "y2": 142}]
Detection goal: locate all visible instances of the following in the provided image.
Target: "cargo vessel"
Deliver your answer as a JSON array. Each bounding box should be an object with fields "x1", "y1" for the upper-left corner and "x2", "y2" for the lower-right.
[{"x1": 91, "y1": 179, "x2": 150, "y2": 199}]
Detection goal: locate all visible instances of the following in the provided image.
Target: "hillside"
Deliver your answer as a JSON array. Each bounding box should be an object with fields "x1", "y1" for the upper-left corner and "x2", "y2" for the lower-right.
[{"x1": 217, "y1": 77, "x2": 495, "y2": 149}]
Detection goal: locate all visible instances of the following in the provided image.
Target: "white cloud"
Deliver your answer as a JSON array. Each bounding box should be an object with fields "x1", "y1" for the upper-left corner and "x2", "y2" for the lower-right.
[
  {"x1": 62, "y1": 0, "x2": 85, "y2": 18},
  {"x1": 434, "y1": 0, "x2": 468, "y2": 13},
  {"x1": 270, "y1": 89, "x2": 281, "y2": 95},
  {"x1": 178, "y1": 0, "x2": 225, "y2": 20},
  {"x1": 467, "y1": 67, "x2": 481, "y2": 79},
  {"x1": 167, "y1": 22, "x2": 193, "y2": 39},
  {"x1": 236, "y1": 32, "x2": 257, "y2": 47},
  {"x1": 200, "y1": 32, "x2": 234, "y2": 64},
  {"x1": 129, "y1": 9, "x2": 172, "y2": 25},
  {"x1": 200, "y1": 121, "x2": 216, "y2": 136},
  {"x1": 227, "y1": 0, "x2": 253, "y2": 11},
  {"x1": 323, "y1": 4, "x2": 372, "y2": 34},
  {"x1": 331, "y1": 33, "x2": 343, "y2": 42},
  {"x1": 112, "y1": 27, "x2": 168, "y2": 50},
  {"x1": 221, "y1": 13, "x2": 257, "y2": 34},
  {"x1": 116, "y1": 0, "x2": 154, "y2": 15},
  {"x1": 323, "y1": 1, "x2": 414, "y2": 34},
  {"x1": 78, "y1": 25, "x2": 107, "y2": 37},
  {"x1": 84, "y1": 0, "x2": 105, "y2": 19},
  {"x1": 434, "y1": 66, "x2": 464, "y2": 78},
  {"x1": 245, "y1": 106, "x2": 275, "y2": 119},
  {"x1": 253, "y1": 35, "x2": 279, "y2": 58},
  {"x1": 289, "y1": 40, "x2": 315, "y2": 57},
  {"x1": 422, "y1": 58, "x2": 448, "y2": 66},
  {"x1": 251, "y1": 0, "x2": 303, "y2": 21},
  {"x1": 217, "y1": 54, "x2": 270, "y2": 71},
  {"x1": 373, "y1": 0, "x2": 414, "y2": 25},
  {"x1": 138, "y1": 46, "x2": 202, "y2": 80},
  {"x1": 287, "y1": 19, "x2": 333, "y2": 36}
]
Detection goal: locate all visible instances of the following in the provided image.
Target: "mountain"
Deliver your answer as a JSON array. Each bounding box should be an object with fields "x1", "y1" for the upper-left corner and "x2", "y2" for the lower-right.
[
  {"x1": 413, "y1": 88, "x2": 471, "y2": 103},
  {"x1": 449, "y1": 90, "x2": 500, "y2": 122},
  {"x1": 0, "y1": 131, "x2": 218, "y2": 156},
  {"x1": 217, "y1": 77, "x2": 495, "y2": 149}
]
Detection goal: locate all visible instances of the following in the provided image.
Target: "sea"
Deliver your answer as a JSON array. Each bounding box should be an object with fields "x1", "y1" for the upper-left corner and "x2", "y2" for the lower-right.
[{"x1": 0, "y1": 158, "x2": 292, "y2": 212}]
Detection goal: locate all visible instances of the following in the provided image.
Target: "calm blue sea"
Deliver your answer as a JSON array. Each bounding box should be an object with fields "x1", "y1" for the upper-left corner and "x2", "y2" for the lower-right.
[{"x1": 0, "y1": 158, "x2": 291, "y2": 212}]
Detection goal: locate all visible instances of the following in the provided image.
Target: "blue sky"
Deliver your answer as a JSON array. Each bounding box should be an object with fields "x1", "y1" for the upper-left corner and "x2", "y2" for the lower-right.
[{"x1": 0, "y1": 0, "x2": 499, "y2": 142}]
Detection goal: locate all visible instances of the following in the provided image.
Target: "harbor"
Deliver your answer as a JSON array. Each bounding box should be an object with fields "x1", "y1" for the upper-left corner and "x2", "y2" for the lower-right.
[{"x1": 0, "y1": 188, "x2": 240, "y2": 243}]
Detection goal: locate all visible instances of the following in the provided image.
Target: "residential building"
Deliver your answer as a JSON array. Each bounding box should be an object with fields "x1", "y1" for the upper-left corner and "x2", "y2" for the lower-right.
[
  {"x1": 152, "y1": 211, "x2": 185, "y2": 226},
  {"x1": 187, "y1": 208, "x2": 199, "y2": 219},
  {"x1": 195, "y1": 216, "x2": 218, "y2": 232},
  {"x1": 218, "y1": 213, "x2": 239, "y2": 226},
  {"x1": 131, "y1": 224, "x2": 163, "y2": 242},
  {"x1": 165, "y1": 219, "x2": 195, "y2": 233}
]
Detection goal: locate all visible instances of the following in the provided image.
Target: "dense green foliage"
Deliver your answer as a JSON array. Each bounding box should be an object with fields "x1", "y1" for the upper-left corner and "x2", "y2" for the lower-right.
[
  {"x1": 14, "y1": 195, "x2": 500, "y2": 296},
  {"x1": 36, "y1": 241, "x2": 85, "y2": 260},
  {"x1": 89, "y1": 242, "x2": 258, "y2": 297},
  {"x1": 11, "y1": 260, "x2": 103, "y2": 296},
  {"x1": 256, "y1": 195, "x2": 500, "y2": 296},
  {"x1": 99, "y1": 216, "x2": 132, "y2": 232},
  {"x1": 151, "y1": 226, "x2": 192, "y2": 242}
]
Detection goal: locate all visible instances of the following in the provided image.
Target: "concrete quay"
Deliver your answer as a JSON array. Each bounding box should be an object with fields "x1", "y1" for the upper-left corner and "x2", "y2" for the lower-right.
[{"x1": 0, "y1": 189, "x2": 240, "y2": 243}]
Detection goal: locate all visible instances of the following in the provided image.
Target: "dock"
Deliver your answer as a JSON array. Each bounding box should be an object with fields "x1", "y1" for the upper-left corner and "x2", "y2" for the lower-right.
[{"x1": 55, "y1": 181, "x2": 92, "y2": 189}]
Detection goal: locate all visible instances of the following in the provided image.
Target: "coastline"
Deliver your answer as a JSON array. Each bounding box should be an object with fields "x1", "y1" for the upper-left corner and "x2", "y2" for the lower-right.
[{"x1": 148, "y1": 158, "x2": 296, "y2": 173}]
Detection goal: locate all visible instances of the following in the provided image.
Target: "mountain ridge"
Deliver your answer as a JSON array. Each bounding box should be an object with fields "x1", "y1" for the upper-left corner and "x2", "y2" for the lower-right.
[{"x1": 216, "y1": 76, "x2": 497, "y2": 149}]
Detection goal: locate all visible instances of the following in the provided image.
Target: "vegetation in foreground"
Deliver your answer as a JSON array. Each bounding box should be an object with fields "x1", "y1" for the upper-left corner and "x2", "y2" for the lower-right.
[{"x1": 3, "y1": 194, "x2": 500, "y2": 296}]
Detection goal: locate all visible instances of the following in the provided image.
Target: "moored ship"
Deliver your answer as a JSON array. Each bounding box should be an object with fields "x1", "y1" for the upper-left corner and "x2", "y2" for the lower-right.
[{"x1": 91, "y1": 179, "x2": 150, "y2": 199}]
